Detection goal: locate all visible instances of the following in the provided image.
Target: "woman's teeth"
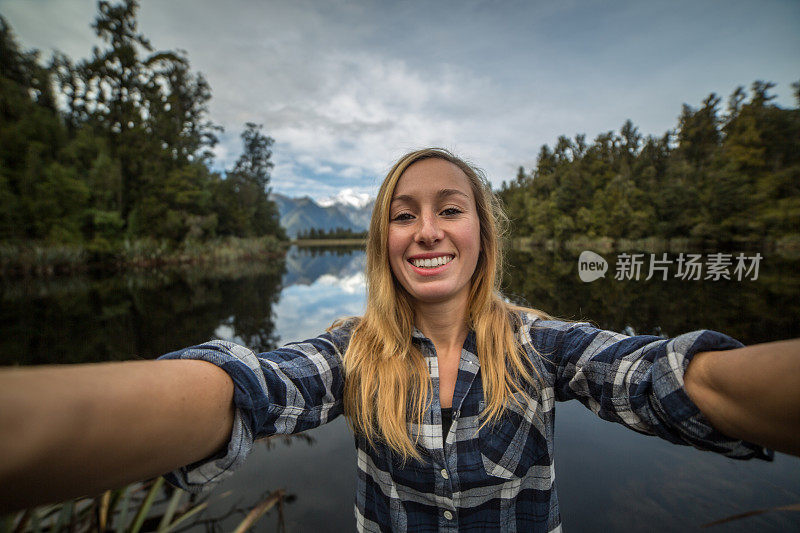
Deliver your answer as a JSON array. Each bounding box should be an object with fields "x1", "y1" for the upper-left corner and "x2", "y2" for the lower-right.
[{"x1": 411, "y1": 256, "x2": 453, "y2": 268}]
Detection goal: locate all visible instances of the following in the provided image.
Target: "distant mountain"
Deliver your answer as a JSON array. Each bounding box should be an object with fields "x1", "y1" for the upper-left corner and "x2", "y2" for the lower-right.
[
  {"x1": 272, "y1": 193, "x2": 374, "y2": 238},
  {"x1": 318, "y1": 188, "x2": 372, "y2": 209}
]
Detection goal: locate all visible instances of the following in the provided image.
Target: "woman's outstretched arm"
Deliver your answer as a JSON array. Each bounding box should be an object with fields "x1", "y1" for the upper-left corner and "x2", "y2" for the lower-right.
[
  {"x1": 0, "y1": 359, "x2": 234, "y2": 512},
  {"x1": 685, "y1": 338, "x2": 800, "y2": 456}
]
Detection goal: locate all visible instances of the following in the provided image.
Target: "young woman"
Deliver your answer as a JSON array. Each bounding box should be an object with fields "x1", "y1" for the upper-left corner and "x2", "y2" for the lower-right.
[{"x1": 1, "y1": 148, "x2": 799, "y2": 531}]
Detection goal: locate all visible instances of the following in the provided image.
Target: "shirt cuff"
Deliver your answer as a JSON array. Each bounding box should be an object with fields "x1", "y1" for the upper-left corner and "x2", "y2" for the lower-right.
[
  {"x1": 163, "y1": 407, "x2": 253, "y2": 493},
  {"x1": 653, "y1": 330, "x2": 773, "y2": 461},
  {"x1": 158, "y1": 340, "x2": 264, "y2": 493}
]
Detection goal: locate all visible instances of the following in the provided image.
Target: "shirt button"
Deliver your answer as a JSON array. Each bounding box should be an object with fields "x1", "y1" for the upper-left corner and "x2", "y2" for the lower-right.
[
  {"x1": 443, "y1": 510, "x2": 453, "y2": 520},
  {"x1": 440, "y1": 468, "x2": 449, "y2": 479}
]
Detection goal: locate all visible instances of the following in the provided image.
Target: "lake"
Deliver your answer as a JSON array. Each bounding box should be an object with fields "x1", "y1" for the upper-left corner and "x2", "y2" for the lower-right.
[{"x1": 2, "y1": 246, "x2": 799, "y2": 531}]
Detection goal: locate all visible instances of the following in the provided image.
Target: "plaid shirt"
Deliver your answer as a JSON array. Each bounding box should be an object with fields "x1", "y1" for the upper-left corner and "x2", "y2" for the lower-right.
[{"x1": 159, "y1": 314, "x2": 770, "y2": 532}]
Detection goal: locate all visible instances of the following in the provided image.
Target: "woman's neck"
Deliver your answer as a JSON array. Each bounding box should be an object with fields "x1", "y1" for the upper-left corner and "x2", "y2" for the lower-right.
[{"x1": 412, "y1": 296, "x2": 470, "y2": 353}]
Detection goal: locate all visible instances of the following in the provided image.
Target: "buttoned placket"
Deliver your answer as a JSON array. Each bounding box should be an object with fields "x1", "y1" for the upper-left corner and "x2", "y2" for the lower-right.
[{"x1": 414, "y1": 329, "x2": 481, "y2": 532}]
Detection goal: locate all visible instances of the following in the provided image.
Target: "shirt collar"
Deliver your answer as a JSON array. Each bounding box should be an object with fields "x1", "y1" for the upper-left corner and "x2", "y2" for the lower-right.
[{"x1": 411, "y1": 327, "x2": 479, "y2": 364}]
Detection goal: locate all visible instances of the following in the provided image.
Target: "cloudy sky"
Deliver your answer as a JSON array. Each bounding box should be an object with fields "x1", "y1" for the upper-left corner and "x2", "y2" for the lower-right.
[{"x1": 1, "y1": 0, "x2": 798, "y2": 201}]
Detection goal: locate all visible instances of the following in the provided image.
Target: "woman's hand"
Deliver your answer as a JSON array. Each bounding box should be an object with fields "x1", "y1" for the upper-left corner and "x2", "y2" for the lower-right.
[
  {"x1": 685, "y1": 338, "x2": 800, "y2": 457},
  {"x1": 0, "y1": 359, "x2": 234, "y2": 512}
]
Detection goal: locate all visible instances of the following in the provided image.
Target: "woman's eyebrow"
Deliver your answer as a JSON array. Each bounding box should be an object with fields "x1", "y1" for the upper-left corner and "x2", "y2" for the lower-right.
[
  {"x1": 391, "y1": 189, "x2": 470, "y2": 204},
  {"x1": 437, "y1": 189, "x2": 470, "y2": 200}
]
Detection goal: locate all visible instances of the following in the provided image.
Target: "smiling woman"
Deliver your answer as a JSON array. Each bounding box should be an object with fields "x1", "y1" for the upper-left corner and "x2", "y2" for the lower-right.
[
  {"x1": 388, "y1": 158, "x2": 482, "y2": 307},
  {"x1": 344, "y1": 149, "x2": 541, "y2": 465},
  {"x1": 1, "y1": 148, "x2": 799, "y2": 532}
]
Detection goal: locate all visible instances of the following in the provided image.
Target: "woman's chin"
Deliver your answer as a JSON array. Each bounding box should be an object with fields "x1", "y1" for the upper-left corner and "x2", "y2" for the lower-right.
[{"x1": 408, "y1": 285, "x2": 468, "y2": 306}]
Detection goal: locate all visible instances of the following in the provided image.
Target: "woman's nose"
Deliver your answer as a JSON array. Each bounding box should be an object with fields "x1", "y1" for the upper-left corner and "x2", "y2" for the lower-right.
[{"x1": 415, "y1": 213, "x2": 444, "y2": 245}]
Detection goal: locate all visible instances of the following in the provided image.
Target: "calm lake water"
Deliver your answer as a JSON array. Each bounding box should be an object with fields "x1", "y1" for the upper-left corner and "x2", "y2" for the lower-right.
[{"x1": 2, "y1": 246, "x2": 799, "y2": 531}]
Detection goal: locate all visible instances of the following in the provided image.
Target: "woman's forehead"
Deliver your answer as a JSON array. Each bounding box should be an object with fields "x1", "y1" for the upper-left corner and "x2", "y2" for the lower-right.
[{"x1": 392, "y1": 158, "x2": 473, "y2": 198}]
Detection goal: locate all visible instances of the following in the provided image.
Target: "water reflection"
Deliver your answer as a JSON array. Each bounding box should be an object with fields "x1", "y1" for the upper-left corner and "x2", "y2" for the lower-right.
[
  {"x1": 2, "y1": 246, "x2": 799, "y2": 531},
  {"x1": 0, "y1": 261, "x2": 286, "y2": 366},
  {"x1": 272, "y1": 246, "x2": 366, "y2": 344},
  {"x1": 504, "y1": 248, "x2": 800, "y2": 345},
  {"x1": 503, "y1": 248, "x2": 800, "y2": 531},
  {"x1": 0, "y1": 246, "x2": 371, "y2": 367},
  {"x1": 7, "y1": 246, "x2": 794, "y2": 367},
  {"x1": 282, "y1": 245, "x2": 366, "y2": 287}
]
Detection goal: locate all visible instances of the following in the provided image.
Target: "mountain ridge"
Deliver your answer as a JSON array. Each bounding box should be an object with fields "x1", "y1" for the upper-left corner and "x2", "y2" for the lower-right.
[{"x1": 272, "y1": 193, "x2": 374, "y2": 238}]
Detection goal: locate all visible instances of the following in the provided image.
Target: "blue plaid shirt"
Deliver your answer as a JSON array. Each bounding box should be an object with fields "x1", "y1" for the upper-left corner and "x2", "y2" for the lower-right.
[{"x1": 159, "y1": 313, "x2": 770, "y2": 532}]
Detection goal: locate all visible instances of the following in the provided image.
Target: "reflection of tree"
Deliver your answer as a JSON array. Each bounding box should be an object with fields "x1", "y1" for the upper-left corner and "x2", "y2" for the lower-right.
[
  {"x1": 6, "y1": 248, "x2": 796, "y2": 366},
  {"x1": 0, "y1": 259, "x2": 286, "y2": 365},
  {"x1": 222, "y1": 269, "x2": 284, "y2": 352},
  {"x1": 503, "y1": 249, "x2": 799, "y2": 345}
]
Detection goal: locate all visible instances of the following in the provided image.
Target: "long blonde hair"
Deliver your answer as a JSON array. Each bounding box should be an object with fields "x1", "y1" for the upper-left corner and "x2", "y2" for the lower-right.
[{"x1": 341, "y1": 148, "x2": 546, "y2": 461}]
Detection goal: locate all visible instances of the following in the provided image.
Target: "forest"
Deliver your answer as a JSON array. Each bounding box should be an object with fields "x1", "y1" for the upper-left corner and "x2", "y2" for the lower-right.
[
  {"x1": 499, "y1": 82, "x2": 800, "y2": 248},
  {"x1": 295, "y1": 227, "x2": 368, "y2": 240},
  {"x1": 0, "y1": 0, "x2": 284, "y2": 268},
  {"x1": 2, "y1": 0, "x2": 798, "y2": 274}
]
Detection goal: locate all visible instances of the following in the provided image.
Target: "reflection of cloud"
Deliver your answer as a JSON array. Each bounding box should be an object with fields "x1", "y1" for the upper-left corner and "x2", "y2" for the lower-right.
[
  {"x1": 213, "y1": 318, "x2": 253, "y2": 346},
  {"x1": 274, "y1": 270, "x2": 367, "y2": 344},
  {"x1": 214, "y1": 323, "x2": 235, "y2": 340},
  {"x1": 212, "y1": 267, "x2": 367, "y2": 347},
  {"x1": 316, "y1": 272, "x2": 366, "y2": 294}
]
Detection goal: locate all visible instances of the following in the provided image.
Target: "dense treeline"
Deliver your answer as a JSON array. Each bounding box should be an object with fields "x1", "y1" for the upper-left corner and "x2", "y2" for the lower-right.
[
  {"x1": 296, "y1": 227, "x2": 368, "y2": 240},
  {"x1": 499, "y1": 82, "x2": 800, "y2": 246},
  {"x1": 0, "y1": 0, "x2": 284, "y2": 256}
]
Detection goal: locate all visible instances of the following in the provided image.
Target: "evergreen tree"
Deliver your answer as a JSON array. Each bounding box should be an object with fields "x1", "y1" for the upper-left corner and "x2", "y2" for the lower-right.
[
  {"x1": 215, "y1": 124, "x2": 285, "y2": 239},
  {"x1": 0, "y1": 4, "x2": 287, "y2": 249},
  {"x1": 0, "y1": 17, "x2": 71, "y2": 241}
]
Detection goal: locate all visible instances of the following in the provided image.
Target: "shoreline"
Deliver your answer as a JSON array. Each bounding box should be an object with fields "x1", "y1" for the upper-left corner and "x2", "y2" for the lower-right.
[
  {"x1": 511, "y1": 235, "x2": 800, "y2": 257},
  {"x1": 291, "y1": 238, "x2": 367, "y2": 246},
  {"x1": 3, "y1": 234, "x2": 798, "y2": 278},
  {"x1": 0, "y1": 236, "x2": 286, "y2": 278}
]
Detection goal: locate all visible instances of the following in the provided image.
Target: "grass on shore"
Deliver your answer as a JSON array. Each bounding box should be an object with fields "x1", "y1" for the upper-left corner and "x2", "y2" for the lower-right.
[
  {"x1": 511, "y1": 234, "x2": 800, "y2": 256},
  {"x1": 4, "y1": 232, "x2": 798, "y2": 277},
  {"x1": 0, "y1": 236, "x2": 286, "y2": 277}
]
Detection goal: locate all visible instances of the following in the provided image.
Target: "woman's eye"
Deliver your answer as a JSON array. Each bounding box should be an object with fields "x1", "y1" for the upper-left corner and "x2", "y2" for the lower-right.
[
  {"x1": 441, "y1": 207, "x2": 463, "y2": 216},
  {"x1": 393, "y1": 213, "x2": 413, "y2": 222}
]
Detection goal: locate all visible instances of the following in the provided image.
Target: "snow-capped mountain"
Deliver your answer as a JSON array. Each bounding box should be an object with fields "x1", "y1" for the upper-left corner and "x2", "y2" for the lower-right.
[
  {"x1": 317, "y1": 188, "x2": 372, "y2": 209},
  {"x1": 272, "y1": 193, "x2": 374, "y2": 238}
]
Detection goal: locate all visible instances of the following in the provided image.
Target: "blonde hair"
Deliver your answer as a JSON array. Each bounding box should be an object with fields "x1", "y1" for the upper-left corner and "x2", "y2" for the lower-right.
[{"x1": 341, "y1": 148, "x2": 547, "y2": 461}]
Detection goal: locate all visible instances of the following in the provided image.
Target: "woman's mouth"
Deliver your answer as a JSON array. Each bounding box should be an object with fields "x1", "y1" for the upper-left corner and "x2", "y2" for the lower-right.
[{"x1": 408, "y1": 255, "x2": 454, "y2": 269}]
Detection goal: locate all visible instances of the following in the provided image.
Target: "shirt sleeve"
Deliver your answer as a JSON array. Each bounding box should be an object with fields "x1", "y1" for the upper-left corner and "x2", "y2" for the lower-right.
[
  {"x1": 529, "y1": 319, "x2": 772, "y2": 461},
  {"x1": 156, "y1": 323, "x2": 353, "y2": 493}
]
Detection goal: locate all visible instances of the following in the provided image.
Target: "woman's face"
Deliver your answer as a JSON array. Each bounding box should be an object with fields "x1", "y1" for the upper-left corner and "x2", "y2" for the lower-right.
[{"x1": 387, "y1": 158, "x2": 481, "y2": 307}]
